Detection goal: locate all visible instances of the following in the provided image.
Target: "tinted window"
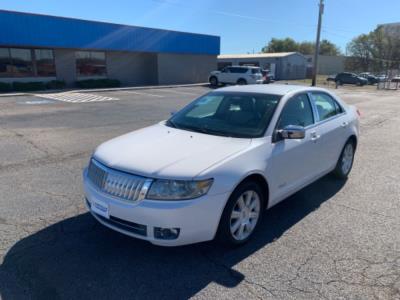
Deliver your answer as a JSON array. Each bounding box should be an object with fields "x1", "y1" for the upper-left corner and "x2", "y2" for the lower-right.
[
  {"x1": 168, "y1": 92, "x2": 281, "y2": 138},
  {"x1": 311, "y1": 93, "x2": 341, "y2": 121},
  {"x1": 76, "y1": 51, "x2": 106, "y2": 76},
  {"x1": 35, "y1": 49, "x2": 56, "y2": 76},
  {"x1": 10, "y1": 48, "x2": 33, "y2": 77},
  {"x1": 277, "y1": 94, "x2": 314, "y2": 128},
  {"x1": 230, "y1": 67, "x2": 248, "y2": 74},
  {"x1": 0, "y1": 48, "x2": 12, "y2": 77}
]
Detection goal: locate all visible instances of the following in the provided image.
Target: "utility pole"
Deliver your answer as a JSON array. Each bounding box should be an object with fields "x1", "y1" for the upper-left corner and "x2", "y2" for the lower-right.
[{"x1": 312, "y1": 0, "x2": 324, "y2": 86}]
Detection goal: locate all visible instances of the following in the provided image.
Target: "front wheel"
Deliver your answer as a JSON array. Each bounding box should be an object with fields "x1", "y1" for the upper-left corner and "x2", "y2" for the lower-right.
[
  {"x1": 209, "y1": 76, "x2": 218, "y2": 87},
  {"x1": 333, "y1": 140, "x2": 356, "y2": 179},
  {"x1": 217, "y1": 181, "x2": 264, "y2": 246}
]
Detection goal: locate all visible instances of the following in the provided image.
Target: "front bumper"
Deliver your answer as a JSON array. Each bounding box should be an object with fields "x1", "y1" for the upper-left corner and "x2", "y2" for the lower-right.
[{"x1": 83, "y1": 170, "x2": 230, "y2": 246}]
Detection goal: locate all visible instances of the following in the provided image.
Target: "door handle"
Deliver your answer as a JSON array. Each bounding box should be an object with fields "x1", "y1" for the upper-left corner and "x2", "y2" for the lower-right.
[
  {"x1": 341, "y1": 121, "x2": 348, "y2": 128},
  {"x1": 310, "y1": 131, "x2": 320, "y2": 142}
]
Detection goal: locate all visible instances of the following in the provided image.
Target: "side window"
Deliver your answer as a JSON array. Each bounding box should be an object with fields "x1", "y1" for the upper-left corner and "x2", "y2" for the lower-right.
[
  {"x1": 311, "y1": 93, "x2": 342, "y2": 121},
  {"x1": 277, "y1": 94, "x2": 314, "y2": 129}
]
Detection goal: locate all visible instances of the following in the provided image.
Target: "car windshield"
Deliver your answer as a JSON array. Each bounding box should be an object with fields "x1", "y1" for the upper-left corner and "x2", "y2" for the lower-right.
[{"x1": 167, "y1": 92, "x2": 281, "y2": 138}]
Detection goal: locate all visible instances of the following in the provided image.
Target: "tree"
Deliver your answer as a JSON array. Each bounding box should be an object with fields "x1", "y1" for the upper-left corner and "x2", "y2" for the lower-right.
[
  {"x1": 297, "y1": 41, "x2": 314, "y2": 55},
  {"x1": 261, "y1": 38, "x2": 341, "y2": 55},
  {"x1": 346, "y1": 26, "x2": 400, "y2": 73},
  {"x1": 261, "y1": 38, "x2": 298, "y2": 53},
  {"x1": 346, "y1": 34, "x2": 373, "y2": 71},
  {"x1": 319, "y1": 39, "x2": 341, "y2": 56}
]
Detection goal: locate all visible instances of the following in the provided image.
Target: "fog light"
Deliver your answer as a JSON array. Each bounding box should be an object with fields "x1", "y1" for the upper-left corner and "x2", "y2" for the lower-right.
[{"x1": 154, "y1": 227, "x2": 180, "y2": 240}]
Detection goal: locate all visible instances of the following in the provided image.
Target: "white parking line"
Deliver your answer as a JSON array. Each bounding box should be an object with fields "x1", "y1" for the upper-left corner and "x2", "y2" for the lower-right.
[
  {"x1": 126, "y1": 91, "x2": 165, "y2": 98},
  {"x1": 35, "y1": 92, "x2": 119, "y2": 103}
]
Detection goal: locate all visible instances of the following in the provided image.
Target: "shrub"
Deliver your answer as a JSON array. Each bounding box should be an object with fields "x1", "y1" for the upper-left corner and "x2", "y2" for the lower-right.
[
  {"x1": 46, "y1": 80, "x2": 66, "y2": 90},
  {"x1": 12, "y1": 81, "x2": 45, "y2": 92},
  {"x1": 0, "y1": 82, "x2": 12, "y2": 92},
  {"x1": 76, "y1": 79, "x2": 120, "y2": 89}
]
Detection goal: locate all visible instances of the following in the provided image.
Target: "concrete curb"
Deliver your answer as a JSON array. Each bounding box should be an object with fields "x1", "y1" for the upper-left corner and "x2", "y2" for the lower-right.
[{"x1": 0, "y1": 83, "x2": 209, "y2": 97}]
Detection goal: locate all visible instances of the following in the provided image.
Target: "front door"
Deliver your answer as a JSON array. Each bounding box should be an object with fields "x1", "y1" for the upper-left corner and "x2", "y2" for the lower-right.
[{"x1": 267, "y1": 93, "x2": 319, "y2": 204}]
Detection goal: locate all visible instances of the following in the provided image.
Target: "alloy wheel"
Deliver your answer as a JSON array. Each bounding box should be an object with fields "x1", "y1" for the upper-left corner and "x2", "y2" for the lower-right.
[
  {"x1": 341, "y1": 143, "x2": 354, "y2": 175},
  {"x1": 230, "y1": 190, "x2": 261, "y2": 241}
]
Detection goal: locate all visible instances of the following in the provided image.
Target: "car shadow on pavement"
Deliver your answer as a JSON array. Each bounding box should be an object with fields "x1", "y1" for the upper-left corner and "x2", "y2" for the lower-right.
[{"x1": 0, "y1": 175, "x2": 345, "y2": 299}]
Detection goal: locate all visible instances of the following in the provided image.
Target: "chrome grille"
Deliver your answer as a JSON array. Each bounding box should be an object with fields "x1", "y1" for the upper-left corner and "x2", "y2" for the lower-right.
[{"x1": 87, "y1": 159, "x2": 150, "y2": 202}]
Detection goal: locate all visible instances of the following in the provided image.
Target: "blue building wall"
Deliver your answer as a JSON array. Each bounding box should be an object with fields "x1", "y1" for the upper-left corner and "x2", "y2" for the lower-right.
[{"x1": 0, "y1": 10, "x2": 220, "y2": 55}]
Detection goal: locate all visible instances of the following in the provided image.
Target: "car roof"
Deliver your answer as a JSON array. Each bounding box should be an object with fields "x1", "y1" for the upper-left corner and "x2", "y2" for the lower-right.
[
  {"x1": 215, "y1": 84, "x2": 322, "y2": 96},
  {"x1": 228, "y1": 65, "x2": 260, "y2": 69}
]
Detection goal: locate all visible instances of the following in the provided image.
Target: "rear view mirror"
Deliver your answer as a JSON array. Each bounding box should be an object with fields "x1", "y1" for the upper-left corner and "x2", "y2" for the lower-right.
[{"x1": 278, "y1": 125, "x2": 305, "y2": 140}]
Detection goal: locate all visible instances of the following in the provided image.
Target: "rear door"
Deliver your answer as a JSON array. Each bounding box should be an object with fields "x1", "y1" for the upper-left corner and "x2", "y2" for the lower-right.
[{"x1": 309, "y1": 92, "x2": 349, "y2": 173}]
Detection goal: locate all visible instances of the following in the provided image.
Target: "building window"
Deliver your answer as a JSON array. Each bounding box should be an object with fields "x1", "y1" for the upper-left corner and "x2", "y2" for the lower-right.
[
  {"x1": 35, "y1": 49, "x2": 56, "y2": 76},
  {"x1": 10, "y1": 48, "x2": 34, "y2": 77},
  {"x1": 76, "y1": 51, "x2": 106, "y2": 76},
  {"x1": 0, "y1": 48, "x2": 13, "y2": 77}
]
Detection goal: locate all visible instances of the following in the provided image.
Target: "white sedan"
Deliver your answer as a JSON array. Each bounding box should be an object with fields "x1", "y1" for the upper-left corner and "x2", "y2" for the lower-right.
[{"x1": 83, "y1": 84, "x2": 359, "y2": 246}]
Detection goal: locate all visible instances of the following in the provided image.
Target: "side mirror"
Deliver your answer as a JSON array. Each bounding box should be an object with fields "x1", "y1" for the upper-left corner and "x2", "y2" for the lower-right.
[
  {"x1": 278, "y1": 125, "x2": 305, "y2": 140},
  {"x1": 170, "y1": 111, "x2": 176, "y2": 116}
]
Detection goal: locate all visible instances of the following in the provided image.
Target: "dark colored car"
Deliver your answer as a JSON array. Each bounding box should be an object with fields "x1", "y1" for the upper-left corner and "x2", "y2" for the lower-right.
[
  {"x1": 261, "y1": 69, "x2": 274, "y2": 84},
  {"x1": 359, "y1": 73, "x2": 379, "y2": 85},
  {"x1": 335, "y1": 73, "x2": 368, "y2": 86},
  {"x1": 326, "y1": 74, "x2": 336, "y2": 82}
]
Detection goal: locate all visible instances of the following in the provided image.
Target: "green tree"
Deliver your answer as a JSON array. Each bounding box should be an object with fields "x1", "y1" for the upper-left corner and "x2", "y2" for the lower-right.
[
  {"x1": 261, "y1": 38, "x2": 341, "y2": 55},
  {"x1": 298, "y1": 41, "x2": 314, "y2": 55},
  {"x1": 261, "y1": 38, "x2": 298, "y2": 53},
  {"x1": 319, "y1": 39, "x2": 341, "y2": 56}
]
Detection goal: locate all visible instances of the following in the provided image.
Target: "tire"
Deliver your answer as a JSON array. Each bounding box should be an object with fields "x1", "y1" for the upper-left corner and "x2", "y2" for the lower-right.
[
  {"x1": 217, "y1": 181, "x2": 265, "y2": 246},
  {"x1": 209, "y1": 76, "x2": 218, "y2": 87},
  {"x1": 237, "y1": 79, "x2": 247, "y2": 85},
  {"x1": 332, "y1": 139, "x2": 356, "y2": 179}
]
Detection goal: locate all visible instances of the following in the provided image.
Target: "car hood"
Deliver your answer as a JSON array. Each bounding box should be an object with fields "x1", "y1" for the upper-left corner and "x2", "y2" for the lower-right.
[{"x1": 93, "y1": 123, "x2": 251, "y2": 179}]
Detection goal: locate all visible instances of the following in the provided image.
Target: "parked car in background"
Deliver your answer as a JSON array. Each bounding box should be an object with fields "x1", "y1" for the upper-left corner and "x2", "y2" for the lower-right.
[
  {"x1": 359, "y1": 72, "x2": 379, "y2": 85},
  {"x1": 83, "y1": 84, "x2": 360, "y2": 247},
  {"x1": 261, "y1": 69, "x2": 275, "y2": 84},
  {"x1": 391, "y1": 76, "x2": 400, "y2": 83},
  {"x1": 209, "y1": 66, "x2": 263, "y2": 86},
  {"x1": 335, "y1": 72, "x2": 368, "y2": 86},
  {"x1": 326, "y1": 74, "x2": 336, "y2": 82},
  {"x1": 377, "y1": 74, "x2": 388, "y2": 82}
]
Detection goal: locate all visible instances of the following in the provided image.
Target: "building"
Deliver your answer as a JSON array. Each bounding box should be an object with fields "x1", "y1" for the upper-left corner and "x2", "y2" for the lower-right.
[
  {"x1": 305, "y1": 55, "x2": 347, "y2": 76},
  {"x1": 0, "y1": 10, "x2": 220, "y2": 87},
  {"x1": 217, "y1": 52, "x2": 307, "y2": 80}
]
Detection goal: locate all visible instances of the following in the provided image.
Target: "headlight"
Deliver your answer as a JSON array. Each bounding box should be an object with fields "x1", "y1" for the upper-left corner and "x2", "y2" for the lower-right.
[{"x1": 146, "y1": 179, "x2": 213, "y2": 200}]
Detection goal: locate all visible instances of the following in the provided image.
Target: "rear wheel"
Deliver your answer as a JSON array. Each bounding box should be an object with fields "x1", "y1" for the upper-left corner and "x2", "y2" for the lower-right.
[
  {"x1": 217, "y1": 181, "x2": 264, "y2": 246},
  {"x1": 209, "y1": 76, "x2": 218, "y2": 87},
  {"x1": 333, "y1": 139, "x2": 356, "y2": 179},
  {"x1": 237, "y1": 78, "x2": 247, "y2": 85}
]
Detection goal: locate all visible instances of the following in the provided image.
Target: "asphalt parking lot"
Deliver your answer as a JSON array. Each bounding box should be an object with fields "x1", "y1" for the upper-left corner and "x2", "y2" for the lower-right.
[{"x1": 0, "y1": 84, "x2": 399, "y2": 300}]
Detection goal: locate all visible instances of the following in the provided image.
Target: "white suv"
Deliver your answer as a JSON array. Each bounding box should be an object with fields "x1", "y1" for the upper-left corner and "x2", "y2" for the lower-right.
[{"x1": 209, "y1": 66, "x2": 263, "y2": 86}]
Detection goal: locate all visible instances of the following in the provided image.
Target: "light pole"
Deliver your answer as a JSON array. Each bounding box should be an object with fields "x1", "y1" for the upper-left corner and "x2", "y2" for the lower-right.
[{"x1": 312, "y1": 0, "x2": 324, "y2": 86}]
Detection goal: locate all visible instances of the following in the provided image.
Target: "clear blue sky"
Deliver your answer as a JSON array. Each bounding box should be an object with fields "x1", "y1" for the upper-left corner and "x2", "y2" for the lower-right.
[{"x1": 1, "y1": 0, "x2": 399, "y2": 54}]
